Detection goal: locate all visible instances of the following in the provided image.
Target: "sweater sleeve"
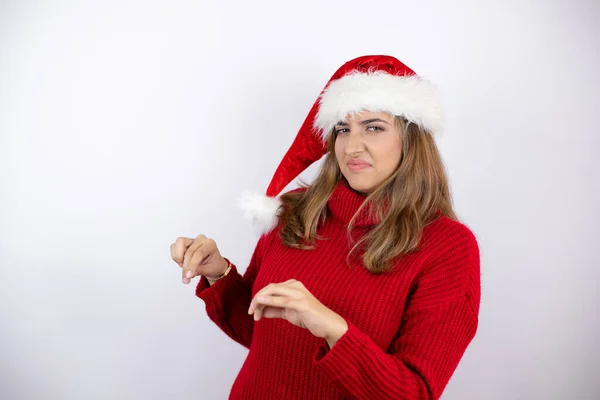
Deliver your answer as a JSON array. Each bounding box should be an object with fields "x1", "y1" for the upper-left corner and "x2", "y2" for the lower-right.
[
  {"x1": 195, "y1": 233, "x2": 267, "y2": 349},
  {"x1": 314, "y1": 225, "x2": 481, "y2": 400}
]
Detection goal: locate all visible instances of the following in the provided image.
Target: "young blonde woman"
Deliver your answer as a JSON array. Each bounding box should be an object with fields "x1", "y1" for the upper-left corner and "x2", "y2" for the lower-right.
[{"x1": 170, "y1": 55, "x2": 481, "y2": 400}]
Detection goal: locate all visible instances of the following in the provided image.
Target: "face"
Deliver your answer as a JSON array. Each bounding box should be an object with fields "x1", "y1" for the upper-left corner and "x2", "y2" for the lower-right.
[{"x1": 334, "y1": 111, "x2": 403, "y2": 194}]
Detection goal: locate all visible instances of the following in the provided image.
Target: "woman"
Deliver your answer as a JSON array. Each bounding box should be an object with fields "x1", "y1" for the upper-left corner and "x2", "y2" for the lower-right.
[{"x1": 170, "y1": 55, "x2": 480, "y2": 400}]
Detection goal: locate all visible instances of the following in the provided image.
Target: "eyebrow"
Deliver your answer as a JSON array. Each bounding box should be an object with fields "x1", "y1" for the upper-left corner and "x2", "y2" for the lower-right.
[{"x1": 334, "y1": 118, "x2": 392, "y2": 126}]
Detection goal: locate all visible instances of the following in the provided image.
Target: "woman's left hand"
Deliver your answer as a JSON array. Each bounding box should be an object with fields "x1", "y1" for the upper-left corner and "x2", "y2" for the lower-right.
[{"x1": 248, "y1": 279, "x2": 349, "y2": 348}]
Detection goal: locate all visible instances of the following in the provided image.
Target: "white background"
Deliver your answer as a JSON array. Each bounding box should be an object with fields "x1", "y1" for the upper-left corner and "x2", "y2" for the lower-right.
[{"x1": 1, "y1": 1, "x2": 598, "y2": 399}]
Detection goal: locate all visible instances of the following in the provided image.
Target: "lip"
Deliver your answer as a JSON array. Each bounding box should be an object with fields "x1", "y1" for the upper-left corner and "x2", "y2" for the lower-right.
[{"x1": 347, "y1": 160, "x2": 372, "y2": 171}]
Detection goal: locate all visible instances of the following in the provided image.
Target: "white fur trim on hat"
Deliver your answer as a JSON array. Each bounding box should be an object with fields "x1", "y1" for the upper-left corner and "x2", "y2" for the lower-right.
[
  {"x1": 315, "y1": 70, "x2": 443, "y2": 137},
  {"x1": 237, "y1": 191, "x2": 282, "y2": 234}
]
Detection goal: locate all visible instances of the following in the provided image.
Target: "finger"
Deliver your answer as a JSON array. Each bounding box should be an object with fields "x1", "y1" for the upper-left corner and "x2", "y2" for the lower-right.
[
  {"x1": 254, "y1": 304, "x2": 270, "y2": 321},
  {"x1": 253, "y1": 304, "x2": 263, "y2": 321},
  {"x1": 170, "y1": 243, "x2": 184, "y2": 268},
  {"x1": 280, "y1": 279, "x2": 304, "y2": 290},
  {"x1": 173, "y1": 237, "x2": 194, "y2": 264},
  {"x1": 256, "y1": 283, "x2": 302, "y2": 301},
  {"x1": 253, "y1": 297, "x2": 295, "y2": 321},
  {"x1": 248, "y1": 285, "x2": 301, "y2": 314},
  {"x1": 261, "y1": 306, "x2": 286, "y2": 320},
  {"x1": 189, "y1": 239, "x2": 216, "y2": 275},
  {"x1": 182, "y1": 251, "x2": 198, "y2": 283},
  {"x1": 255, "y1": 294, "x2": 294, "y2": 310},
  {"x1": 249, "y1": 293, "x2": 298, "y2": 319},
  {"x1": 249, "y1": 289, "x2": 295, "y2": 314},
  {"x1": 289, "y1": 279, "x2": 304, "y2": 288},
  {"x1": 182, "y1": 238, "x2": 205, "y2": 281},
  {"x1": 182, "y1": 247, "x2": 199, "y2": 283}
]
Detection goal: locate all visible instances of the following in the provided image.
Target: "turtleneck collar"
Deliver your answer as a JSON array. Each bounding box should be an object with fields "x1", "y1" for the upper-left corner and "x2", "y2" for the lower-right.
[{"x1": 327, "y1": 180, "x2": 380, "y2": 227}]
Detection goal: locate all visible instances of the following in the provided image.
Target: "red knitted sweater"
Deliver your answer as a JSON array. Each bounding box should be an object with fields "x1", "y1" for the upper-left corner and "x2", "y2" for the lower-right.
[{"x1": 196, "y1": 182, "x2": 481, "y2": 399}]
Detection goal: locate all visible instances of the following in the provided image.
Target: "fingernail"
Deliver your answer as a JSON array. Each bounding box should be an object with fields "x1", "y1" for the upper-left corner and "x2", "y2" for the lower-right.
[
  {"x1": 185, "y1": 271, "x2": 192, "y2": 278},
  {"x1": 182, "y1": 277, "x2": 190, "y2": 284},
  {"x1": 254, "y1": 314, "x2": 259, "y2": 321}
]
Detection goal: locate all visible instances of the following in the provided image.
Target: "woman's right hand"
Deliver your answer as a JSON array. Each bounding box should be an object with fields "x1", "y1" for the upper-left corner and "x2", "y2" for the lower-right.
[{"x1": 170, "y1": 234, "x2": 229, "y2": 284}]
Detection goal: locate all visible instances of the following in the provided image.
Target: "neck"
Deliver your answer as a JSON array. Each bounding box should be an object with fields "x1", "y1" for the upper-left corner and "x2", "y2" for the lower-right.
[{"x1": 327, "y1": 180, "x2": 379, "y2": 227}]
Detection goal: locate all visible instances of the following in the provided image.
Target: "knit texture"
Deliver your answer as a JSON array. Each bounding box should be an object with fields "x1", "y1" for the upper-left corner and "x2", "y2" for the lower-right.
[{"x1": 196, "y1": 182, "x2": 481, "y2": 400}]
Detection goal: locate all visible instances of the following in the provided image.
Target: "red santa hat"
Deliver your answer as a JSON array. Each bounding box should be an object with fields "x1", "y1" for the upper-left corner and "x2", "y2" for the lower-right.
[{"x1": 238, "y1": 54, "x2": 443, "y2": 233}]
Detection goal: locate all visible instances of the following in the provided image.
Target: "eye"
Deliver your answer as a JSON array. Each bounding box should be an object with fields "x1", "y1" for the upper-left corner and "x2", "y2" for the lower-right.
[
  {"x1": 366, "y1": 125, "x2": 384, "y2": 132},
  {"x1": 334, "y1": 127, "x2": 350, "y2": 135}
]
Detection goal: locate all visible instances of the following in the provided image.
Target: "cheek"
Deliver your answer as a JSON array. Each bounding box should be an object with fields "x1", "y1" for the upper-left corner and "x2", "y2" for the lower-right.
[
  {"x1": 334, "y1": 140, "x2": 344, "y2": 163},
  {"x1": 372, "y1": 136, "x2": 402, "y2": 168}
]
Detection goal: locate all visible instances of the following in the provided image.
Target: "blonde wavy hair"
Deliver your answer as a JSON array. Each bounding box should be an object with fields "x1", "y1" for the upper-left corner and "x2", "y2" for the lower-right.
[{"x1": 276, "y1": 116, "x2": 458, "y2": 274}]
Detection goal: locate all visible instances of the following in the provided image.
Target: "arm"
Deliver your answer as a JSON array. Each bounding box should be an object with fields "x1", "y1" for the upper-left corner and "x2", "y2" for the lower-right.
[
  {"x1": 313, "y1": 225, "x2": 481, "y2": 400},
  {"x1": 195, "y1": 233, "x2": 267, "y2": 348}
]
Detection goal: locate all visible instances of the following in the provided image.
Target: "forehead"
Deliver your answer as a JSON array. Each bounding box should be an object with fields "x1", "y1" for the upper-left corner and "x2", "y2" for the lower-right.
[{"x1": 342, "y1": 110, "x2": 394, "y2": 122}]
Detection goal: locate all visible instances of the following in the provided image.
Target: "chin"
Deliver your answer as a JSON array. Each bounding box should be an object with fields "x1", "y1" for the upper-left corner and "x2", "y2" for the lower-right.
[{"x1": 344, "y1": 176, "x2": 376, "y2": 194}]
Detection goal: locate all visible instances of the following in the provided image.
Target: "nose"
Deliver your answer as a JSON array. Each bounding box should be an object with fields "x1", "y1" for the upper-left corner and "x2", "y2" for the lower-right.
[{"x1": 344, "y1": 132, "x2": 365, "y2": 155}]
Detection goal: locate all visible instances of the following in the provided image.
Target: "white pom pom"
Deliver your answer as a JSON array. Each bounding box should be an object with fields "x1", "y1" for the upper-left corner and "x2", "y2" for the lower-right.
[{"x1": 237, "y1": 191, "x2": 282, "y2": 234}]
